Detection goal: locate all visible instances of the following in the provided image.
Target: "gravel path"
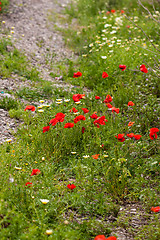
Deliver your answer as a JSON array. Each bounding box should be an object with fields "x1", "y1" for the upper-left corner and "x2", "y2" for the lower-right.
[{"x1": 0, "y1": 0, "x2": 74, "y2": 144}]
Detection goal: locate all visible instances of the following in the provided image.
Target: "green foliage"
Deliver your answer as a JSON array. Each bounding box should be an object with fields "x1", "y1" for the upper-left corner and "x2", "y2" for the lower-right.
[
  {"x1": 0, "y1": 0, "x2": 159, "y2": 239},
  {"x1": 0, "y1": 39, "x2": 41, "y2": 81},
  {"x1": 0, "y1": 97, "x2": 19, "y2": 110}
]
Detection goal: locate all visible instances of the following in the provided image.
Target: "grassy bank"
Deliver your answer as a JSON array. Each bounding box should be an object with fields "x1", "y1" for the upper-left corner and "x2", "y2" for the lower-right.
[{"x1": 0, "y1": 0, "x2": 159, "y2": 239}]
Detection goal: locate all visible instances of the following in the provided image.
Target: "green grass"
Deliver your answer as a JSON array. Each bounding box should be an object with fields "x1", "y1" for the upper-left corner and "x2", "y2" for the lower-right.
[
  {"x1": 0, "y1": 0, "x2": 160, "y2": 239},
  {"x1": 0, "y1": 39, "x2": 41, "y2": 81}
]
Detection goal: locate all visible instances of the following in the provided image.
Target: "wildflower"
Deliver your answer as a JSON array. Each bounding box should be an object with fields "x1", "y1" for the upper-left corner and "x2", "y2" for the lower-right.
[
  {"x1": 82, "y1": 127, "x2": 85, "y2": 133},
  {"x1": 104, "y1": 95, "x2": 112, "y2": 103},
  {"x1": 73, "y1": 72, "x2": 82, "y2": 78},
  {"x1": 15, "y1": 166, "x2": 22, "y2": 170},
  {"x1": 119, "y1": 65, "x2": 126, "y2": 71},
  {"x1": 106, "y1": 103, "x2": 112, "y2": 108},
  {"x1": 67, "y1": 184, "x2": 76, "y2": 190},
  {"x1": 56, "y1": 99, "x2": 62, "y2": 102},
  {"x1": 72, "y1": 94, "x2": 85, "y2": 102},
  {"x1": 127, "y1": 133, "x2": 135, "y2": 138},
  {"x1": 128, "y1": 101, "x2": 135, "y2": 106},
  {"x1": 40, "y1": 199, "x2": 49, "y2": 204},
  {"x1": 39, "y1": 100, "x2": 45, "y2": 103},
  {"x1": 25, "y1": 182, "x2": 32, "y2": 187},
  {"x1": 134, "y1": 134, "x2": 142, "y2": 140},
  {"x1": 64, "y1": 123, "x2": 74, "y2": 128},
  {"x1": 149, "y1": 128, "x2": 159, "y2": 140},
  {"x1": 151, "y1": 206, "x2": 160, "y2": 213},
  {"x1": 43, "y1": 126, "x2": 50, "y2": 133},
  {"x1": 71, "y1": 152, "x2": 76, "y2": 154},
  {"x1": 46, "y1": 230, "x2": 53, "y2": 235},
  {"x1": 24, "y1": 105, "x2": 35, "y2": 111},
  {"x1": 115, "y1": 134, "x2": 125, "y2": 142},
  {"x1": 101, "y1": 56, "x2": 107, "y2": 59},
  {"x1": 111, "y1": 9, "x2": 116, "y2": 13},
  {"x1": 128, "y1": 121, "x2": 135, "y2": 126},
  {"x1": 111, "y1": 107, "x2": 119, "y2": 114},
  {"x1": 38, "y1": 110, "x2": 44, "y2": 113},
  {"x1": 121, "y1": 10, "x2": 125, "y2": 14},
  {"x1": 70, "y1": 107, "x2": 78, "y2": 113},
  {"x1": 90, "y1": 113, "x2": 98, "y2": 119},
  {"x1": 140, "y1": 64, "x2": 148, "y2": 73},
  {"x1": 94, "y1": 116, "x2": 108, "y2": 128},
  {"x1": 74, "y1": 115, "x2": 86, "y2": 124},
  {"x1": 92, "y1": 154, "x2": 100, "y2": 159},
  {"x1": 55, "y1": 112, "x2": 65, "y2": 122},
  {"x1": 6, "y1": 139, "x2": 12, "y2": 143},
  {"x1": 82, "y1": 108, "x2": 89, "y2": 114},
  {"x1": 64, "y1": 99, "x2": 70, "y2": 102},
  {"x1": 31, "y1": 169, "x2": 41, "y2": 176},
  {"x1": 94, "y1": 235, "x2": 106, "y2": 240},
  {"x1": 83, "y1": 155, "x2": 90, "y2": 158},
  {"x1": 49, "y1": 118, "x2": 58, "y2": 126},
  {"x1": 95, "y1": 96, "x2": 100, "y2": 100},
  {"x1": 102, "y1": 72, "x2": 108, "y2": 78}
]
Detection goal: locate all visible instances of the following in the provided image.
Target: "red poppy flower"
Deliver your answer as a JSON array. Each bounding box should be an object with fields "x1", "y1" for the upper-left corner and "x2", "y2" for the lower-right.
[
  {"x1": 134, "y1": 134, "x2": 142, "y2": 140},
  {"x1": 43, "y1": 126, "x2": 50, "y2": 133},
  {"x1": 73, "y1": 71, "x2": 82, "y2": 78},
  {"x1": 128, "y1": 101, "x2": 135, "y2": 106},
  {"x1": 102, "y1": 72, "x2": 108, "y2": 78},
  {"x1": 95, "y1": 96, "x2": 100, "y2": 100},
  {"x1": 119, "y1": 65, "x2": 126, "y2": 71},
  {"x1": 106, "y1": 11, "x2": 110, "y2": 14},
  {"x1": 127, "y1": 133, "x2": 135, "y2": 138},
  {"x1": 94, "y1": 235, "x2": 106, "y2": 240},
  {"x1": 151, "y1": 206, "x2": 160, "y2": 213},
  {"x1": 140, "y1": 64, "x2": 148, "y2": 73},
  {"x1": 82, "y1": 127, "x2": 85, "y2": 133},
  {"x1": 106, "y1": 237, "x2": 117, "y2": 240},
  {"x1": 104, "y1": 95, "x2": 112, "y2": 103},
  {"x1": 94, "y1": 116, "x2": 107, "y2": 128},
  {"x1": 90, "y1": 113, "x2": 98, "y2": 119},
  {"x1": 70, "y1": 107, "x2": 78, "y2": 113},
  {"x1": 67, "y1": 184, "x2": 76, "y2": 190},
  {"x1": 49, "y1": 118, "x2": 58, "y2": 126},
  {"x1": 121, "y1": 10, "x2": 125, "y2": 14},
  {"x1": 149, "y1": 128, "x2": 159, "y2": 140},
  {"x1": 24, "y1": 105, "x2": 35, "y2": 111},
  {"x1": 74, "y1": 115, "x2": 86, "y2": 124},
  {"x1": 92, "y1": 154, "x2": 100, "y2": 160},
  {"x1": 64, "y1": 123, "x2": 74, "y2": 128},
  {"x1": 31, "y1": 169, "x2": 41, "y2": 176},
  {"x1": 72, "y1": 94, "x2": 85, "y2": 102},
  {"x1": 111, "y1": 9, "x2": 116, "y2": 13},
  {"x1": 128, "y1": 121, "x2": 135, "y2": 126},
  {"x1": 55, "y1": 112, "x2": 65, "y2": 122},
  {"x1": 106, "y1": 103, "x2": 113, "y2": 108},
  {"x1": 82, "y1": 108, "x2": 89, "y2": 114},
  {"x1": 115, "y1": 134, "x2": 125, "y2": 142},
  {"x1": 25, "y1": 182, "x2": 32, "y2": 187},
  {"x1": 126, "y1": 25, "x2": 130, "y2": 28},
  {"x1": 111, "y1": 107, "x2": 119, "y2": 114}
]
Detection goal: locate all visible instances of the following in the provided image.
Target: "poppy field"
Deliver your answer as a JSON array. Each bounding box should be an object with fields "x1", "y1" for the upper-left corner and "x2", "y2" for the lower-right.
[{"x1": 0, "y1": 0, "x2": 160, "y2": 239}]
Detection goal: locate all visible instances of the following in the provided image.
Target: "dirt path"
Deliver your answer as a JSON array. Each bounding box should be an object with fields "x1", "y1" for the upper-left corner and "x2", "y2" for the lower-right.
[
  {"x1": 2, "y1": 0, "x2": 73, "y2": 81},
  {"x1": 0, "y1": 0, "x2": 74, "y2": 143}
]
